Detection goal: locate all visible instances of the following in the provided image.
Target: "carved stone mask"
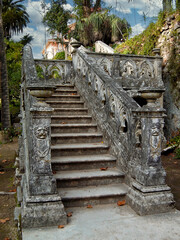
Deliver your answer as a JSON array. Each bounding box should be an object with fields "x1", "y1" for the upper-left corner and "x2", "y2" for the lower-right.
[
  {"x1": 34, "y1": 127, "x2": 48, "y2": 139},
  {"x1": 151, "y1": 123, "x2": 161, "y2": 136}
]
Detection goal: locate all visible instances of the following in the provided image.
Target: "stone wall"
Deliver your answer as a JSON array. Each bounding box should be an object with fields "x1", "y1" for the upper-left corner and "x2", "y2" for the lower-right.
[{"x1": 157, "y1": 13, "x2": 180, "y2": 139}]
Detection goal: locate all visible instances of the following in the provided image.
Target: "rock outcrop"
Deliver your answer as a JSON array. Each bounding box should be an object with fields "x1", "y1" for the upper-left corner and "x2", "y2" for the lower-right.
[{"x1": 157, "y1": 13, "x2": 180, "y2": 139}]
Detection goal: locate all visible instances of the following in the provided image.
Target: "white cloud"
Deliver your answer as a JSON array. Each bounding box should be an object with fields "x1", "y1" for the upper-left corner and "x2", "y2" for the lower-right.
[
  {"x1": 130, "y1": 23, "x2": 145, "y2": 38},
  {"x1": 12, "y1": 0, "x2": 52, "y2": 58},
  {"x1": 104, "y1": 0, "x2": 162, "y2": 17},
  {"x1": 63, "y1": 3, "x2": 73, "y2": 11}
]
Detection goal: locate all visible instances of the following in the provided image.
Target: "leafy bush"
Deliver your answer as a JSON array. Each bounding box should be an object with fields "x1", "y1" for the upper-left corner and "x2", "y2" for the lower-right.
[
  {"x1": 167, "y1": 130, "x2": 180, "y2": 159},
  {"x1": 115, "y1": 11, "x2": 167, "y2": 56},
  {"x1": 5, "y1": 39, "x2": 23, "y2": 121},
  {"x1": 71, "y1": 11, "x2": 131, "y2": 46},
  {"x1": 53, "y1": 51, "x2": 65, "y2": 60}
]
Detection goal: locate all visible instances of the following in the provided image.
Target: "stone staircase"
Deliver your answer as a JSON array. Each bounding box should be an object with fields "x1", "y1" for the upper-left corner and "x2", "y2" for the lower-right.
[{"x1": 46, "y1": 84, "x2": 128, "y2": 208}]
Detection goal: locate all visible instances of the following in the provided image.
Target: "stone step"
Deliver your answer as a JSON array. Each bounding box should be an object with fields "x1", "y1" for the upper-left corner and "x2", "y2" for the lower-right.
[
  {"x1": 51, "y1": 115, "x2": 93, "y2": 124},
  {"x1": 51, "y1": 154, "x2": 116, "y2": 171},
  {"x1": 54, "y1": 168, "x2": 124, "y2": 187},
  {"x1": 51, "y1": 143, "x2": 109, "y2": 157},
  {"x1": 54, "y1": 89, "x2": 78, "y2": 95},
  {"x1": 51, "y1": 132, "x2": 103, "y2": 144},
  {"x1": 52, "y1": 108, "x2": 88, "y2": 115},
  {"x1": 48, "y1": 95, "x2": 81, "y2": 101},
  {"x1": 58, "y1": 183, "x2": 127, "y2": 207},
  {"x1": 46, "y1": 101, "x2": 84, "y2": 108},
  {"x1": 51, "y1": 123, "x2": 97, "y2": 134},
  {"x1": 55, "y1": 85, "x2": 75, "y2": 90}
]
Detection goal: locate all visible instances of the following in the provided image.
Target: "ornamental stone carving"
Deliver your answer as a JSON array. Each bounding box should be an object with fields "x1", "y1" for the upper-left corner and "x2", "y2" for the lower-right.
[
  {"x1": 97, "y1": 58, "x2": 112, "y2": 76},
  {"x1": 109, "y1": 95, "x2": 115, "y2": 119},
  {"x1": 120, "y1": 60, "x2": 137, "y2": 79},
  {"x1": 34, "y1": 126, "x2": 50, "y2": 159},
  {"x1": 138, "y1": 60, "x2": 154, "y2": 79},
  {"x1": 116, "y1": 101, "x2": 127, "y2": 133},
  {"x1": 135, "y1": 120, "x2": 141, "y2": 147},
  {"x1": 34, "y1": 126, "x2": 49, "y2": 139},
  {"x1": 149, "y1": 122, "x2": 161, "y2": 165}
]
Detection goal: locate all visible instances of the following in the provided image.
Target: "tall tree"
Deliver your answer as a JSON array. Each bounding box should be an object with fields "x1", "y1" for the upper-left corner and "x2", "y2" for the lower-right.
[
  {"x1": 73, "y1": 11, "x2": 131, "y2": 46},
  {"x1": 20, "y1": 33, "x2": 34, "y2": 46},
  {"x1": 43, "y1": 0, "x2": 70, "y2": 36},
  {"x1": 0, "y1": 0, "x2": 11, "y2": 129},
  {"x1": 73, "y1": 0, "x2": 102, "y2": 18},
  {"x1": 0, "y1": 0, "x2": 29, "y2": 129},
  {"x1": 2, "y1": 0, "x2": 29, "y2": 39}
]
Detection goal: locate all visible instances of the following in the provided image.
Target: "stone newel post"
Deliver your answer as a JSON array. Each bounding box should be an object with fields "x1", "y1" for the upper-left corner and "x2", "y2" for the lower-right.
[
  {"x1": 29, "y1": 100, "x2": 56, "y2": 195},
  {"x1": 127, "y1": 104, "x2": 174, "y2": 215},
  {"x1": 20, "y1": 45, "x2": 67, "y2": 228},
  {"x1": 135, "y1": 108, "x2": 166, "y2": 186}
]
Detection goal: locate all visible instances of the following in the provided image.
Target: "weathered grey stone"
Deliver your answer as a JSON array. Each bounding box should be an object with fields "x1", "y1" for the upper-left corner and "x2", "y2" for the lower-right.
[
  {"x1": 71, "y1": 46, "x2": 174, "y2": 215},
  {"x1": 127, "y1": 180, "x2": 174, "y2": 215},
  {"x1": 21, "y1": 201, "x2": 67, "y2": 228},
  {"x1": 95, "y1": 41, "x2": 114, "y2": 53},
  {"x1": 19, "y1": 45, "x2": 67, "y2": 228},
  {"x1": 19, "y1": 43, "x2": 175, "y2": 228}
]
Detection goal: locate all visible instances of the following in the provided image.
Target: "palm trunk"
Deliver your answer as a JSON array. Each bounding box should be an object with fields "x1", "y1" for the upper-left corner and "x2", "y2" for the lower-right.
[{"x1": 0, "y1": 0, "x2": 11, "y2": 129}]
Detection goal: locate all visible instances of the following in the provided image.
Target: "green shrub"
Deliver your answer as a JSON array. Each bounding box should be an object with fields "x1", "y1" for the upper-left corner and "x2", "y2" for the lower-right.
[
  {"x1": 53, "y1": 51, "x2": 65, "y2": 60},
  {"x1": 115, "y1": 11, "x2": 167, "y2": 56},
  {"x1": 167, "y1": 130, "x2": 180, "y2": 159}
]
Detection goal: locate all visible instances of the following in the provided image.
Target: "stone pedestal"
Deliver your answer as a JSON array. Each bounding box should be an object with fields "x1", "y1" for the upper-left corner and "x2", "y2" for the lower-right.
[
  {"x1": 21, "y1": 100, "x2": 67, "y2": 228},
  {"x1": 127, "y1": 182, "x2": 174, "y2": 215},
  {"x1": 127, "y1": 106, "x2": 174, "y2": 215},
  {"x1": 21, "y1": 179, "x2": 67, "y2": 228}
]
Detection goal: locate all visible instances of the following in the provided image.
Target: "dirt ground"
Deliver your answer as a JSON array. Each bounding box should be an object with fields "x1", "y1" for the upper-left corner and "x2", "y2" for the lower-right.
[
  {"x1": 0, "y1": 137, "x2": 179, "y2": 240},
  {"x1": 0, "y1": 138, "x2": 19, "y2": 240},
  {"x1": 162, "y1": 152, "x2": 180, "y2": 210}
]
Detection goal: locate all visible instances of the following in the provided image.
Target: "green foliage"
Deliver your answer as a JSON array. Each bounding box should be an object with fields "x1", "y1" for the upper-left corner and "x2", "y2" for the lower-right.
[
  {"x1": 5, "y1": 39, "x2": 23, "y2": 119},
  {"x1": 53, "y1": 51, "x2": 65, "y2": 60},
  {"x1": 167, "y1": 130, "x2": 180, "y2": 158},
  {"x1": 167, "y1": 32, "x2": 180, "y2": 88},
  {"x1": 72, "y1": 11, "x2": 131, "y2": 46},
  {"x1": 36, "y1": 65, "x2": 45, "y2": 80},
  {"x1": 67, "y1": 55, "x2": 72, "y2": 60},
  {"x1": 19, "y1": 33, "x2": 33, "y2": 46},
  {"x1": 73, "y1": 0, "x2": 102, "y2": 19},
  {"x1": 2, "y1": 0, "x2": 29, "y2": 39},
  {"x1": 43, "y1": 0, "x2": 70, "y2": 36},
  {"x1": 115, "y1": 11, "x2": 167, "y2": 56}
]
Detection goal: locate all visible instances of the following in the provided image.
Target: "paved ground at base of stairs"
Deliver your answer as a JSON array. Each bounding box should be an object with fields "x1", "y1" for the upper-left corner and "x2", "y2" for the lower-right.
[{"x1": 22, "y1": 204, "x2": 180, "y2": 240}]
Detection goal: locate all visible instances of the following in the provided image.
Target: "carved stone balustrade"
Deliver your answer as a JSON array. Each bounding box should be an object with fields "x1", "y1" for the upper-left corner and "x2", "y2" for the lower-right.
[
  {"x1": 72, "y1": 46, "x2": 174, "y2": 216},
  {"x1": 18, "y1": 43, "x2": 174, "y2": 227},
  {"x1": 18, "y1": 45, "x2": 67, "y2": 228},
  {"x1": 95, "y1": 40, "x2": 114, "y2": 54},
  {"x1": 86, "y1": 52, "x2": 164, "y2": 99},
  {"x1": 34, "y1": 59, "x2": 72, "y2": 83}
]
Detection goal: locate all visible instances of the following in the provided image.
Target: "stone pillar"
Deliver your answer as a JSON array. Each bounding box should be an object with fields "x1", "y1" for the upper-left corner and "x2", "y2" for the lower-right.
[
  {"x1": 127, "y1": 106, "x2": 174, "y2": 215},
  {"x1": 21, "y1": 99, "x2": 67, "y2": 228}
]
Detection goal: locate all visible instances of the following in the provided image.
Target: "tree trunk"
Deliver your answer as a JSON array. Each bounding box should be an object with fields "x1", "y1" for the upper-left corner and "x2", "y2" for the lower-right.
[
  {"x1": 94, "y1": 0, "x2": 101, "y2": 12},
  {"x1": 163, "y1": 0, "x2": 172, "y2": 11},
  {"x1": 0, "y1": 0, "x2": 11, "y2": 129}
]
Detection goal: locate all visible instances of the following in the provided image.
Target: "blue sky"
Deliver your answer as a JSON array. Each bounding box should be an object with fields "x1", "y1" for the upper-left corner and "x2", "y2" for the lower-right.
[{"x1": 12, "y1": 0, "x2": 165, "y2": 58}]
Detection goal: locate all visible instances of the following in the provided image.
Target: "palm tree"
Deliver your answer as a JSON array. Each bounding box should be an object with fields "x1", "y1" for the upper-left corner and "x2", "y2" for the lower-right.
[
  {"x1": 2, "y1": 0, "x2": 29, "y2": 39},
  {"x1": 0, "y1": 0, "x2": 11, "y2": 129},
  {"x1": 0, "y1": 0, "x2": 29, "y2": 130},
  {"x1": 73, "y1": 11, "x2": 131, "y2": 46}
]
